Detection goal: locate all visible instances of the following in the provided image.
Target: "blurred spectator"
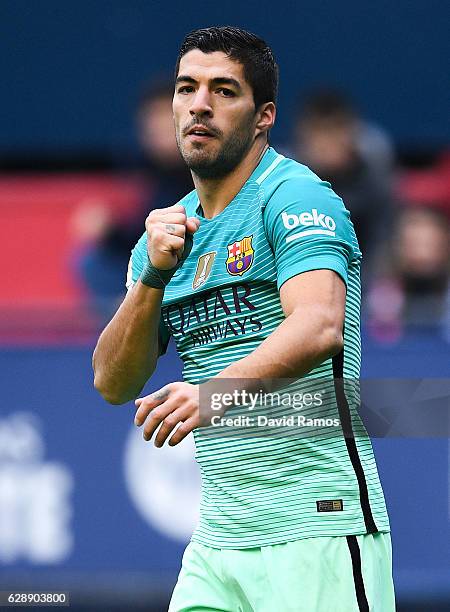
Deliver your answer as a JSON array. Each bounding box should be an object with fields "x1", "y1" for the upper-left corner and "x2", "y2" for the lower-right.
[
  {"x1": 71, "y1": 81, "x2": 192, "y2": 320},
  {"x1": 293, "y1": 89, "x2": 396, "y2": 283},
  {"x1": 366, "y1": 206, "x2": 450, "y2": 342},
  {"x1": 396, "y1": 151, "x2": 450, "y2": 217}
]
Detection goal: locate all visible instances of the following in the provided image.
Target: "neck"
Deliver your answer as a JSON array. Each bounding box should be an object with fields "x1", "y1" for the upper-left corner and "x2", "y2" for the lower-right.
[{"x1": 192, "y1": 140, "x2": 269, "y2": 219}]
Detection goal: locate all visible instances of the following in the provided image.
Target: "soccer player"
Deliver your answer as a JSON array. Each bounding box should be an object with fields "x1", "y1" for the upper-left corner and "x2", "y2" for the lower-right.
[{"x1": 93, "y1": 26, "x2": 395, "y2": 612}]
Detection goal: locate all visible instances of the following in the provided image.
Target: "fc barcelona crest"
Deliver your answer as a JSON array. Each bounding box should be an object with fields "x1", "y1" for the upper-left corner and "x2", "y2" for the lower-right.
[{"x1": 226, "y1": 235, "x2": 254, "y2": 276}]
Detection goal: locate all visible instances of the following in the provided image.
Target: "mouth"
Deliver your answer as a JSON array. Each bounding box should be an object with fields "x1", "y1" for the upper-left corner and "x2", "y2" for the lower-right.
[{"x1": 186, "y1": 125, "x2": 217, "y2": 142}]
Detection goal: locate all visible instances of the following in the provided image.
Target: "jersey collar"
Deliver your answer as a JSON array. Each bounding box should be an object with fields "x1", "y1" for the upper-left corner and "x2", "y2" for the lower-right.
[
  {"x1": 249, "y1": 146, "x2": 283, "y2": 184},
  {"x1": 194, "y1": 147, "x2": 282, "y2": 218}
]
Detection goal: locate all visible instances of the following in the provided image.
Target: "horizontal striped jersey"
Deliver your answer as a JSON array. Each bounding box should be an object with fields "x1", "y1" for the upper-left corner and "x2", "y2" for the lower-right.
[{"x1": 128, "y1": 147, "x2": 390, "y2": 548}]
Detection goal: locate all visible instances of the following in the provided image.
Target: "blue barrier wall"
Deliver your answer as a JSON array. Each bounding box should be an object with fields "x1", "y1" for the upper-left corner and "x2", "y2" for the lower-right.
[
  {"x1": 362, "y1": 330, "x2": 450, "y2": 601},
  {"x1": 0, "y1": 333, "x2": 449, "y2": 604}
]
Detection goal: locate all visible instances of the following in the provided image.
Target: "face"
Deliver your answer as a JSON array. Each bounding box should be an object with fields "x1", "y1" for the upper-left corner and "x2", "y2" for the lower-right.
[
  {"x1": 173, "y1": 50, "x2": 260, "y2": 179},
  {"x1": 138, "y1": 96, "x2": 181, "y2": 165},
  {"x1": 397, "y1": 210, "x2": 449, "y2": 277},
  {"x1": 299, "y1": 120, "x2": 356, "y2": 173}
]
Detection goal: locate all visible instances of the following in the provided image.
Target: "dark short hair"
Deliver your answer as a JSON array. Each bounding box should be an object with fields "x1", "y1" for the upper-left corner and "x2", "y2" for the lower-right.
[{"x1": 175, "y1": 26, "x2": 278, "y2": 109}]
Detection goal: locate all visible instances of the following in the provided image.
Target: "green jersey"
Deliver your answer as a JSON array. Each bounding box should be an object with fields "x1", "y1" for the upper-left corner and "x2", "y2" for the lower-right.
[{"x1": 128, "y1": 147, "x2": 390, "y2": 548}]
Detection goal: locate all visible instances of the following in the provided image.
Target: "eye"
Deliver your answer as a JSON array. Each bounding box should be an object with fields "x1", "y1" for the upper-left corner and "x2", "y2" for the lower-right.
[
  {"x1": 217, "y1": 87, "x2": 235, "y2": 97},
  {"x1": 177, "y1": 85, "x2": 194, "y2": 94}
]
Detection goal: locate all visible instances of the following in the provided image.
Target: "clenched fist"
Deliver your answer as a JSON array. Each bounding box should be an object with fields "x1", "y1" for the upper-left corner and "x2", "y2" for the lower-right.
[{"x1": 141, "y1": 204, "x2": 200, "y2": 288}]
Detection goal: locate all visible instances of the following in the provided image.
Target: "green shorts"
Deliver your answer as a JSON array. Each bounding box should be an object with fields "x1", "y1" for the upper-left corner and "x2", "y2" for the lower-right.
[{"x1": 169, "y1": 532, "x2": 395, "y2": 612}]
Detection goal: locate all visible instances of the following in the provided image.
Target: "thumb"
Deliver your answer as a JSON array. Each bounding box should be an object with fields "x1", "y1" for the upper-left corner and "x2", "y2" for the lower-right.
[{"x1": 186, "y1": 217, "x2": 201, "y2": 234}]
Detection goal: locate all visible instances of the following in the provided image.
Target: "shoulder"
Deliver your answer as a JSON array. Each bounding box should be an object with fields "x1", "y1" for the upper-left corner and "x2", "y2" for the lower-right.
[
  {"x1": 263, "y1": 156, "x2": 351, "y2": 231},
  {"x1": 263, "y1": 155, "x2": 324, "y2": 192},
  {"x1": 263, "y1": 156, "x2": 344, "y2": 213},
  {"x1": 261, "y1": 155, "x2": 359, "y2": 259}
]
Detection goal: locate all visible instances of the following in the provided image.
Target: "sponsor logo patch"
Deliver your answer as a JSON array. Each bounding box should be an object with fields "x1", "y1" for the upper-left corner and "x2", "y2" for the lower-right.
[
  {"x1": 316, "y1": 499, "x2": 343, "y2": 512},
  {"x1": 281, "y1": 208, "x2": 336, "y2": 243},
  {"x1": 226, "y1": 236, "x2": 254, "y2": 276},
  {"x1": 192, "y1": 251, "x2": 216, "y2": 290}
]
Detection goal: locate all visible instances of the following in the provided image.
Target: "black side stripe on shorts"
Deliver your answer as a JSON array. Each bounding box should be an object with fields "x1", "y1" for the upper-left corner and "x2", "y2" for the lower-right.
[
  {"x1": 332, "y1": 349, "x2": 378, "y2": 533},
  {"x1": 346, "y1": 535, "x2": 370, "y2": 612}
]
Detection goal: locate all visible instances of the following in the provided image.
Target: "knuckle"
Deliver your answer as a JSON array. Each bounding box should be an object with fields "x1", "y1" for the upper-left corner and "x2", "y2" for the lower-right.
[
  {"x1": 171, "y1": 430, "x2": 183, "y2": 443},
  {"x1": 148, "y1": 209, "x2": 161, "y2": 219},
  {"x1": 186, "y1": 398, "x2": 197, "y2": 410},
  {"x1": 147, "y1": 226, "x2": 160, "y2": 241},
  {"x1": 137, "y1": 400, "x2": 149, "y2": 412},
  {"x1": 145, "y1": 211, "x2": 159, "y2": 228},
  {"x1": 164, "y1": 415, "x2": 177, "y2": 427},
  {"x1": 156, "y1": 223, "x2": 169, "y2": 234},
  {"x1": 170, "y1": 390, "x2": 183, "y2": 403},
  {"x1": 177, "y1": 423, "x2": 188, "y2": 435},
  {"x1": 150, "y1": 408, "x2": 163, "y2": 421},
  {"x1": 171, "y1": 223, "x2": 185, "y2": 235},
  {"x1": 155, "y1": 231, "x2": 168, "y2": 245}
]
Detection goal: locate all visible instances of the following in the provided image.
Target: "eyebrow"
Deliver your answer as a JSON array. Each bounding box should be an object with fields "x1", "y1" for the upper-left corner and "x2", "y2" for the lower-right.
[{"x1": 175, "y1": 75, "x2": 242, "y2": 91}]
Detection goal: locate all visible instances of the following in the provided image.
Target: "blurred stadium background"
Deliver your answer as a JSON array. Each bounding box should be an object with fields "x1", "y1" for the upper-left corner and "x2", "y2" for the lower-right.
[{"x1": 1, "y1": 1, "x2": 449, "y2": 610}]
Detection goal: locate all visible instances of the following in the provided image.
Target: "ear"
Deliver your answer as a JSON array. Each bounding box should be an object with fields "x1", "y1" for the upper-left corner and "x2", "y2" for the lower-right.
[{"x1": 255, "y1": 102, "x2": 276, "y2": 137}]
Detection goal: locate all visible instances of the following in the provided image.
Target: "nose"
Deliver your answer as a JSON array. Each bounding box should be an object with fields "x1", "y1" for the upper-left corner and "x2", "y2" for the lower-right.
[{"x1": 189, "y1": 86, "x2": 213, "y2": 118}]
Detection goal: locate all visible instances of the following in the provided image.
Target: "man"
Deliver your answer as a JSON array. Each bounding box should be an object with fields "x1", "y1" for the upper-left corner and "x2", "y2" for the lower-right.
[
  {"x1": 93, "y1": 27, "x2": 395, "y2": 612},
  {"x1": 293, "y1": 88, "x2": 394, "y2": 283}
]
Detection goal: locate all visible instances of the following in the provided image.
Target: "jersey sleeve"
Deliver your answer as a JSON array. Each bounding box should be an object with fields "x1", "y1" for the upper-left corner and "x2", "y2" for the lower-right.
[
  {"x1": 126, "y1": 232, "x2": 171, "y2": 355},
  {"x1": 263, "y1": 175, "x2": 359, "y2": 290}
]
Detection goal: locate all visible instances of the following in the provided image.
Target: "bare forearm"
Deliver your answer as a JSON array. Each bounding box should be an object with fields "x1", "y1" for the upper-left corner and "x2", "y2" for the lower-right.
[
  {"x1": 217, "y1": 306, "x2": 343, "y2": 386},
  {"x1": 93, "y1": 281, "x2": 164, "y2": 404}
]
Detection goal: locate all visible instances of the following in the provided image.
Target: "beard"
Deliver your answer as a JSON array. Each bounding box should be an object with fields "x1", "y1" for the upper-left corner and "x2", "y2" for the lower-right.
[{"x1": 176, "y1": 113, "x2": 256, "y2": 179}]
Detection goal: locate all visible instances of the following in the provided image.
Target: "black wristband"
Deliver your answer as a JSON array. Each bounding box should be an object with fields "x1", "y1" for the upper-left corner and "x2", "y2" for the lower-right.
[{"x1": 140, "y1": 232, "x2": 194, "y2": 289}]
